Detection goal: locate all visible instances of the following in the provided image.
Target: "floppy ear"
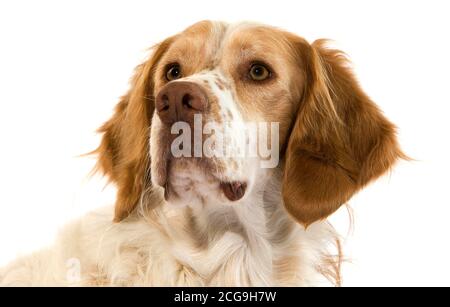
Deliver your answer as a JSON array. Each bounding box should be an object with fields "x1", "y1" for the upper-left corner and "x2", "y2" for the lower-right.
[
  {"x1": 93, "y1": 37, "x2": 174, "y2": 222},
  {"x1": 283, "y1": 39, "x2": 405, "y2": 227}
]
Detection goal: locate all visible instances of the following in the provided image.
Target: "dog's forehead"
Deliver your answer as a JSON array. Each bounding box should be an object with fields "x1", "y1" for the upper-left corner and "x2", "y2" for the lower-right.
[{"x1": 168, "y1": 21, "x2": 289, "y2": 66}]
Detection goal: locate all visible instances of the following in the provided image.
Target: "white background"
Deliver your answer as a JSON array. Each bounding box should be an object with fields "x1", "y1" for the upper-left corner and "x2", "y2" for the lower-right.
[{"x1": 1, "y1": 0, "x2": 449, "y2": 286}]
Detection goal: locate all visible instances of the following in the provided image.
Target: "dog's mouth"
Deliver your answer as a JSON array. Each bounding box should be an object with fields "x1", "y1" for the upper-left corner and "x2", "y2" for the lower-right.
[
  {"x1": 219, "y1": 181, "x2": 247, "y2": 201},
  {"x1": 158, "y1": 157, "x2": 248, "y2": 203},
  {"x1": 163, "y1": 178, "x2": 247, "y2": 202}
]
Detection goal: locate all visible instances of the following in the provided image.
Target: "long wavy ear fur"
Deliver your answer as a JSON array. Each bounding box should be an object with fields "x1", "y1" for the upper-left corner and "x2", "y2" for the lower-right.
[
  {"x1": 92, "y1": 37, "x2": 174, "y2": 222},
  {"x1": 283, "y1": 39, "x2": 406, "y2": 227}
]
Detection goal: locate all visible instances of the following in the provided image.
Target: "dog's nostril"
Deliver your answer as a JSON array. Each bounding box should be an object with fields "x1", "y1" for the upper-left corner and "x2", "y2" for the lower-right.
[
  {"x1": 161, "y1": 94, "x2": 170, "y2": 111},
  {"x1": 182, "y1": 94, "x2": 193, "y2": 109}
]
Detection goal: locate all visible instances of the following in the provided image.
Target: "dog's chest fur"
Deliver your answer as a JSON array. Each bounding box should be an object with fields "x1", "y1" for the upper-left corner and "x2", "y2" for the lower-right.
[
  {"x1": 78, "y1": 171, "x2": 338, "y2": 286},
  {"x1": 0, "y1": 171, "x2": 339, "y2": 286}
]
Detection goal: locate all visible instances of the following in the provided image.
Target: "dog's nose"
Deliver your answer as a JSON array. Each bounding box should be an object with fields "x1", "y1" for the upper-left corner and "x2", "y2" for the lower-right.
[{"x1": 156, "y1": 81, "x2": 208, "y2": 125}]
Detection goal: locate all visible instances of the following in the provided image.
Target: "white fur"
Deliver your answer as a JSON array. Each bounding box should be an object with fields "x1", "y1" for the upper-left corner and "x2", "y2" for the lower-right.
[{"x1": 0, "y1": 169, "x2": 339, "y2": 286}]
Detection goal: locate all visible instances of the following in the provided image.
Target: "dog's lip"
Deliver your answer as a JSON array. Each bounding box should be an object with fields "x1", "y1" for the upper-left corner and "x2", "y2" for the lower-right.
[
  {"x1": 220, "y1": 181, "x2": 247, "y2": 201},
  {"x1": 162, "y1": 180, "x2": 247, "y2": 202},
  {"x1": 157, "y1": 156, "x2": 247, "y2": 202}
]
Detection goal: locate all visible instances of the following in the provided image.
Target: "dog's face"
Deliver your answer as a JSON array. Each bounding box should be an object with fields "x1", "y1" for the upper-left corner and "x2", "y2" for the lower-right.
[
  {"x1": 150, "y1": 22, "x2": 304, "y2": 207},
  {"x1": 95, "y1": 21, "x2": 403, "y2": 226}
]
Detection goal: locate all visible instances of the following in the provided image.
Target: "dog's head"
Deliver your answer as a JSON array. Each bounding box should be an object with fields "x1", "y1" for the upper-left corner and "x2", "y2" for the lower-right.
[{"x1": 94, "y1": 21, "x2": 403, "y2": 226}]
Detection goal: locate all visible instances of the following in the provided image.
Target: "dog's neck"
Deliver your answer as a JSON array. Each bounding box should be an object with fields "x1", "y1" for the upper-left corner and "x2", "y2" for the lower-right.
[
  {"x1": 142, "y1": 167, "x2": 312, "y2": 285},
  {"x1": 136, "y1": 167, "x2": 338, "y2": 286},
  {"x1": 182, "y1": 167, "x2": 285, "y2": 244}
]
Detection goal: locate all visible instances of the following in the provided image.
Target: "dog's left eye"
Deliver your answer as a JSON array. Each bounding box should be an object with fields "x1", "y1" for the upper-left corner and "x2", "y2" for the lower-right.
[{"x1": 249, "y1": 64, "x2": 271, "y2": 81}]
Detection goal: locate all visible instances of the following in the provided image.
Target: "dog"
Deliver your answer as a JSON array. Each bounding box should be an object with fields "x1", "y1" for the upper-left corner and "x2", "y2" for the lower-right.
[{"x1": 0, "y1": 20, "x2": 404, "y2": 286}]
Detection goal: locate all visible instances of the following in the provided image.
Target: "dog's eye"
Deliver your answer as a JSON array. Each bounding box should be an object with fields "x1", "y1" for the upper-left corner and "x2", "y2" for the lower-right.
[
  {"x1": 249, "y1": 64, "x2": 271, "y2": 81},
  {"x1": 166, "y1": 64, "x2": 182, "y2": 81}
]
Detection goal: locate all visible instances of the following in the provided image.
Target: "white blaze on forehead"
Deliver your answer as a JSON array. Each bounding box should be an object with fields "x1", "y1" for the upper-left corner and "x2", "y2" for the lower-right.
[
  {"x1": 200, "y1": 21, "x2": 229, "y2": 63},
  {"x1": 222, "y1": 21, "x2": 265, "y2": 42},
  {"x1": 204, "y1": 21, "x2": 266, "y2": 66}
]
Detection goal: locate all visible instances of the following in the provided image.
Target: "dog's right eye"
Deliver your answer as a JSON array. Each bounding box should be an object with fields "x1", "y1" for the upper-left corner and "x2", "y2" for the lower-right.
[{"x1": 165, "y1": 64, "x2": 182, "y2": 81}]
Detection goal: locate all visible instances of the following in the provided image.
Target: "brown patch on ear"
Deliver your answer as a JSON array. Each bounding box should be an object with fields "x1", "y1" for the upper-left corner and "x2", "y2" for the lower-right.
[
  {"x1": 92, "y1": 37, "x2": 174, "y2": 222},
  {"x1": 283, "y1": 39, "x2": 406, "y2": 227}
]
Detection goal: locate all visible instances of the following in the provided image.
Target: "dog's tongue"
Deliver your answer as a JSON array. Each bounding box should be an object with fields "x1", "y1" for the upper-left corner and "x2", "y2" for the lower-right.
[{"x1": 220, "y1": 181, "x2": 247, "y2": 201}]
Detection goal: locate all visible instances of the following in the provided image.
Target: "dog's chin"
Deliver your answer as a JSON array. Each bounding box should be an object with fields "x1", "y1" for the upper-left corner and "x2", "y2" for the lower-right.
[{"x1": 153, "y1": 157, "x2": 248, "y2": 207}]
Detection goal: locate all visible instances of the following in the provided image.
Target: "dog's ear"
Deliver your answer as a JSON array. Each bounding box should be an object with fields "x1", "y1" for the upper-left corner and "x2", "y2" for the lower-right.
[
  {"x1": 93, "y1": 37, "x2": 174, "y2": 222},
  {"x1": 282, "y1": 39, "x2": 405, "y2": 227}
]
